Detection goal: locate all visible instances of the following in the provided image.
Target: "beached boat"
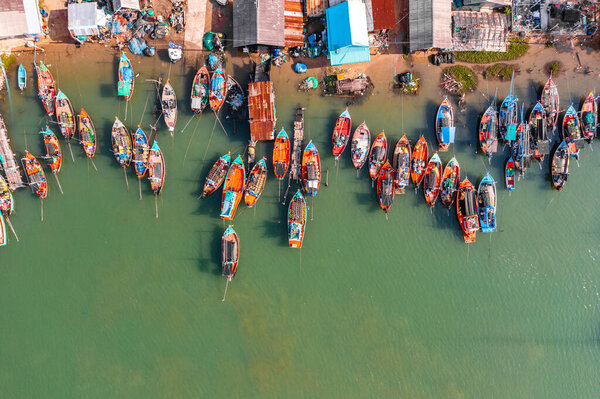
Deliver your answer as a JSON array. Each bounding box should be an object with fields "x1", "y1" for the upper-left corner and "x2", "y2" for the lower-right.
[
  {"x1": 350, "y1": 122, "x2": 370, "y2": 170},
  {"x1": 40, "y1": 126, "x2": 62, "y2": 174},
  {"x1": 376, "y1": 161, "x2": 394, "y2": 213},
  {"x1": 541, "y1": 75, "x2": 559, "y2": 130},
  {"x1": 54, "y1": 89, "x2": 75, "y2": 140},
  {"x1": 117, "y1": 52, "x2": 134, "y2": 100},
  {"x1": 479, "y1": 93, "x2": 498, "y2": 162},
  {"x1": 288, "y1": 190, "x2": 307, "y2": 248},
  {"x1": 209, "y1": 66, "x2": 226, "y2": 112},
  {"x1": 562, "y1": 105, "x2": 582, "y2": 159},
  {"x1": 78, "y1": 108, "x2": 96, "y2": 158},
  {"x1": 528, "y1": 101, "x2": 549, "y2": 162},
  {"x1": 440, "y1": 156, "x2": 460, "y2": 209},
  {"x1": 302, "y1": 141, "x2": 321, "y2": 197},
  {"x1": 456, "y1": 178, "x2": 478, "y2": 243},
  {"x1": 36, "y1": 61, "x2": 56, "y2": 116},
  {"x1": 551, "y1": 141, "x2": 570, "y2": 191},
  {"x1": 191, "y1": 65, "x2": 210, "y2": 114},
  {"x1": 435, "y1": 97, "x2": 455, "y2": 152},
  {"x1": 392, "y1": 135, "x2": 411, "y2": 194},
  {"x1": 0, "y1": 175, "x2": 13, "y2": 218},
  {"x1": 580, "y1": 91, "x2": 596, "y2": 142},
  {"x1": 161, "y1": 79, "x2": 177, "y2": 133},
  {"x1": 331, "y1": 108, "x2": 352, "y2": 160},
  {"x1": 273, "y1": 129, "x2": 290, "y2": 180},
  {"x1": 423, "y1": 153, "x2": 442, "y2": 208},
  {"x1": 111, "y1": 118, "x2": 132, "y2": 168},
  {"x1": 505, "y1": 156, "x2": 515, "y2": 191},
  {"x1": 202, "y1": 153, "x2": 230, "y2": 197},
  {"x1": 222, "y1": 226, "x2": 239, "y2": 281},
  {"x1": 410, "y1": 136, "x2": 428, "y2": 188},
  {"x1": 477, "y1": 173, "x2": 496, "y2": 233},
  {"x1": 17, "y1": 64, "x2": 26, "y2": 92},
  {"x1": 368, "y1": 131, "x2": 387, "y2": 180},
  {"x1": 221, "y1": 155, "x2": 245, "y2": 220},
  {"x1": 132, "y1": 127, "x2": 149, "y2": 178},
  {"x1": 244, "y1": 157, "x2": 267, "y2": 207},
  {"x1": 148, "y1": 141, "x2": 165, "y2": 195},
  {"x1": 499, "y1": 72, "x2": 518, "y2": 143},
  {"x1": 225, "y1": 75, "x2": 244, "y2": 113},
  {"x1": 21, "y1": 150, "x2": 47, "y2": 199}
]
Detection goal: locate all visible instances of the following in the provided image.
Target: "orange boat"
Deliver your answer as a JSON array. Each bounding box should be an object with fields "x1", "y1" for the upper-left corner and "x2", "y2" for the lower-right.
[
  {"x1": 440, "y1": 156, "x2": 460, "y2": 208},
  {"x1": 410, "y1": 136, "x2": 428, "y2": 188},
  {"x1": 392, "y1": 135, "x2": 411, "y2": 194},
  {"x1": 21, "y1": 151, "x2": 47, "y2": 199},
  {"x1": 376, "y1": 161, "x2": 394, "y2": 213},
  {"x1": 423, "y1": 153, "x2": 442, "y2": 208},
  {"x1": 148, "y1": 141, "x2": 165, "y2": 196},
  {"x1": 302, "y1": 141, "x2": 321, "y2": 197},
  {"x1": 78, "y1": 108, "x2": 96, "y2": 158},
  {"x1": 221, "y1": 155, "x2": 245, "y2": 220},
  {"x1": 40, "y1": 126, "x2": 62, "y2": 174},
  {"x1": 368, "y1": 131, "x2": 387, "y2": 180},
  {"x1": 36, "y1": 61, "x2": 56, "y2": 116},
  {"x1": 331, "y1": 108, "x2": 351, "y2": 160},
  {"x1": 244, "y1": 157, "x2": 267, "y2": 207},
  {"x1": 273, "y1": 129, "x2": 290, "y2": 180},
  {"x1": 456, "y1": 178, "x2": 479, "y2": 243},
  {"x1": 288, "y1": 190, "x2": 307, "y2": 248}
]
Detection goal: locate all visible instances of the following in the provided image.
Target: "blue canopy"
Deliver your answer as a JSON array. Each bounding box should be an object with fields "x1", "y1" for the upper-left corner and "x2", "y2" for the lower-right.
[{"x1": 441, "y1": 127, "x2": 455, "y2": 144}]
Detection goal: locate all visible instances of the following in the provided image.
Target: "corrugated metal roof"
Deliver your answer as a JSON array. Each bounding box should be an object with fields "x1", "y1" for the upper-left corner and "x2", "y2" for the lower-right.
[
  {"x1": 326, "y1": 0, "x2": 370, "y2": 65},
  {"x1": 371, "y1": 0, "x2": 396, "y2": 30},
  {"x1": 285, "y1": 0, "x2": 304, "y2": 47},
  {"x1": 233, "y1": 0, "x2": 285, "y2": 47},
  {"x1": 68, "y1": 2, "x2": 97, "y2": 30},
  {"x1": 112, "y1": 0, "x2": 140, "y2": 11},
  {"x1": 248, "y1": 81, "x2": 276, "y2": 141},
  {"x1": 409, "y1": 0, "x2": 452, "y2": 52},
  {"x1": 0, "y1": 0, "x2": 41, "y2": 38},
  {"x1": 452, "y1": 11, "x2": 507, "y2": 52},
  {"x1": 306, "y1": 0, "x2": 326, "y2": 16}
]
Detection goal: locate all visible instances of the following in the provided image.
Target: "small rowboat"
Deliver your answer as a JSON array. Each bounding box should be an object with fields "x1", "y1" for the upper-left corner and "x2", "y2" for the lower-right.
[
  {"x1": 528, "y1": 101, "x2": 548, "y2": 162},
  {"x1": 161, "y1": 79, "x2": 178, "y2": 133},
  {"x1": 410, "y1": 136, "x2": 428, "y2": 188},
  {"x1": 244, "y1": 157, "x2": 267, "y2": 207},
  {"x1": 351, "y1": 122, "x2": 370, "y2": 170},
  {"x1": 78, "y1": 108, "x2": 96, "y2": 158},
  {"x1": 456, "y1": 178, "x2": 478, "y2": 243},
  {"x1": 22, "y1": 150, "x2": 47, "y2": 199},
  {"x1": 440, "y1": 156, "x2": 460, "y2": 209},
  {"x1": 477, "y1": 173, "x2": 496, "y2": 233},
  {"x1": 191, "y1": 65, "x2": 210, "y2": 114},
  {"x1": 222, "y1": 226, "x2": 239, "y2": 281},
  {"x1": 499, "y1": 72, "x2": 518, "y2": 143},
  {"x1": 288, "y1": 190, "x2": 307, "y2": 248},
  {"x1": 0, "y1": 175, "x2": 13, "y2": 217},
  {"x1": 132, "y1": 127, "x2": 149, "y2": 178},
  {"x1": 17, "y1": 64, "x2": 26, "y2": 92},
  {"x1": 225, "y1": 75, "x2": 244, "y2": 113},
  {"x1": 479, "y1": 93, "x2": 498, "y2": 162},
  {"x1": 423, "y1": 153, "x2": 442, "y2": 208},
  {"x1": 54, "y1": 89, "x2": 75, "y2": 140},
  {"x1": 580, "y1": 91, "x2": 596, "y2": 142},
  {"x1": 551, "y1": 141, "x2": 570, "y2": 191},
  {"x1": 331, "y1": 108, "x2": 352, "y2": 160},
  {"x1": 562, "y1": 105, "x2": 582, "y2": 159},
  {"x1": 209, "y1": 66, "x2": 227, "y2": 112},
  {"x1": 111, "y1": 118, "x2": 132, "y2": 168},
  {"x1": 202, "y1": 153, "x2": 231, "y2": 197},
  {"x1": 505, "y1": 156, "x2": 515, "y2": 191},
  {"x1": 376, "y1": 161, "x2": 394, "y2": 213},
  {"x1": 541, "y1": 75, "x2": 559, "y2": 130},
  {"x1": 392, "y1": 135, "x2": 411, "y2": 194},
  {"x1": 36, "y1": 61, "x2": 56, "y2": 116},
  {"x1": 435, "y1": 96, "x2": 455, "y2": 152},
  {"x1": 40, "y1": 126, "x2": 62, "y2": 174},
  {"x1": 117, "y1": 52, "x2": 134, "y2": 100},
  {"x1": 368, "y1": 131, "x2": 387, "y2": 180},
  {"x1": 148, "y1": 141, "x2": 165, "y2": 195},
  {"x1": 221, "y1": 154, "x2": 245, "y2": 220},
  {"x1": 273, "y1": 129, "x2": 290, "y2": 180},
  {"x1": 302, "y1": 141, "x2": 321, "y2": 197}
]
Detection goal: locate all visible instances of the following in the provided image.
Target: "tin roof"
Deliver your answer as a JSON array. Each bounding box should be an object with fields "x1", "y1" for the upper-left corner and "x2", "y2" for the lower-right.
[
  {"x1": 0, "y1": 0, "x2": 41, "y2": 39},
  {"x1": 233, "y1": 0, "x2": 285, "y2": 47},
  {"x1": 248, "y1": 81, "x2": 276, "y2": 141},
  {"x1": 284, "y1": 0, "x2": 304, "y2": 47},
  {"x1": 452, "y1": 11, "x2": 508, "y2": 52},
  {"x1": 370, "y1": 0, "x2": 396, "y2": 30},
  {"x1": 305, "y1": 0, "x2": 326, "y2": 16},
  {"x1": 68, "y1": 2, "x2": 98, "y2": 30},
  {"x1": 409, "y1": 0, "x2": 452, "y2": 52}
]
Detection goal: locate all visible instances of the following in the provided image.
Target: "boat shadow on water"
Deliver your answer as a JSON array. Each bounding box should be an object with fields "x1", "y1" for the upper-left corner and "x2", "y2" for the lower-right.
[{"x1": 197, "y1": 224, "x2": 225, "y2": 276}]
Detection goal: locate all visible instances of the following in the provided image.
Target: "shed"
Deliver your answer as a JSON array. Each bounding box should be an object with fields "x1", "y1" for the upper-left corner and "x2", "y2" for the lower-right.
[
  {"x1": 452, "y1": 11, "x2": 508, "y2": 52},
  {"x1": 326, "y1": 0, "x2": 371, "y2": 66},
  {"x1": 112, "y1": 0, "x2": 140, "y2": 12},
  {"x1": 248, "y1": 81, "x2": 276, "y2": 141},
  {"x1": 409, "y1": 0, "x2": 452, "y2": 52},
  {"x1": 285, "y1": 0, "x2": 304, "y2": 47},
  {"x1": 0, "y1": 0, "x2": 42, "y2": 39},
  {"x1": 68, "y1": 2, "x2": 99, "y2": 38},
  {"x1": 233, "y1": 0, "x2": 285, "y2": 47}
]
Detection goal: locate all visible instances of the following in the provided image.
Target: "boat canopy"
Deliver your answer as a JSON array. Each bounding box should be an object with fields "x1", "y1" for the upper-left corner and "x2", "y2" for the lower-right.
[
  {"x1": 505, "y1": 124, "x2": 517, "y2": 141},
  {"x1": 441, "y1": 126, "x2": 455, "y2": 143}
]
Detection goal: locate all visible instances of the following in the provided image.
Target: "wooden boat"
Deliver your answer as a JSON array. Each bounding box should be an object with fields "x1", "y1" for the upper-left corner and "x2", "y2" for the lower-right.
[
  {"x1": 562, "y1": 105, "x2": 582, "y2": 159},
  {"x1": 161, "y1": 79, "x2": 178, "y2": 133},
  {"x1": 331, "y1": 108, "x2": 352, "y2": 160},
  {"x1": 580, "y1": 91, "x2": 596, "y2": 142},
  {"x1": 440, "y1": 156, "x2": 460, "y2": 209},
  {"x1": 21, "y1": 150, "x2": 47, "y2": 199},
  {"x1": 350, "y1": 122, "x2": 371, "y2": 170},
  {"x1": 368, "y1": 131, "x2": 387, "y2": 180},
  {"x1": 202, "y1": 153, "x2": 230, "y2": 197},
  {"x1": 17, "y1": 64, "x2": 26, "y2": 92},
  {"x1": 541, "y1": 75, "x2": 559, "y2": 130},
  {"x1": 132, "y1": 127, "x2": 149, "y2": 178},
  {"x1": 505, "y1": 156, "x2": 515, "y2": 191},
  {"x1": 477, "y1": 173, "x2": 496, "y2": 233},
  {"x1": 191, "y1": 65, "x2": 210, "y2": 114},
  {"x1": 410, "y1": 136, "x2": 428, "y2": 188},
  {"x1": 479, "y1": 93, "x2": 498, "y2": 162},
  {"x1": 512, "y1": 105, "x2": 531, "y2": 177},
  {"x1": 551, "y1": 141, "x2": 570, "y2": 191},
  {"x1": 499, "y1": 72, "x2": 518, "y2": 143},
  {"x1": 392, "y1": 135, "x2": 411, "y2": 194},
  {"x1": 376, "y1": 161, "x2": 394, "y2": 213},
  {"x1": 111, "y1": 118, "x2": 132, "y2": 167},
  {"x1": 209, "y1": 66, "x2": 226, "y2": 112},
  {"x1": 0, "y1": 175, "x2": 13, "y2": 218},
  {"x1": 117, "y1": 52, "x2": 134, "y2": 100},
  {"x1": 0, "y1": 212, "x2": 5, "y2": 246},
  {"x1": 220, "y1": 154, "x2": 245, "y2": 220},
  {"x1": 54, "y1": 89, "x2": 75, "y2": 140},
  {"x1": 423, "y1": 153, "x2": 442, "y2": 208},
  {"x1": 456, "y1": 178, "x2": 478, "y2": 243},
  {"x1": 222, "y1": 226, "x2": 239, "y2": 281},
  {"x1": 36, "y1": 61, "x2": 56, "y2": 116},
  {"x1": 435, "y1": 97, "x2": 455, "y2": 152},
  {"x1": 148, "y1": 141, "x2": 165, "y2": 195},
  {"x1": 244, "y1": 157, "x2": 267, "y2": 207},
  {"x1": 225, "y1": 75, "x2": 244, "y2": 113},
  {"x1": 288, "y1": 190, "x2": 307, "y2": 248},
  {"x1": 302, "y1": 141, "x2": 321, "y2": 197},
  {"x1": 40, "y1": 125, "x2": 62, "y2": 174},
  {"x1": 273, "y1": 129, "x2": 290, "y2": 180},
  {"x1": 528, "y1": 101, "x2": 549, "y2": 162},
  {"x1": 78, "y1": 108, "x2": 96, "y2": 158}
]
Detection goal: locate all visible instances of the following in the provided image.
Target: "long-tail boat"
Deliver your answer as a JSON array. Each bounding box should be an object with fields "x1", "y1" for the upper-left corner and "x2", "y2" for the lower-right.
[
  {"x1": 302, "y1": 141, "x2": 321, "y2": 197},
  {"x1": 0, "y1": 212, "x2": 5, "y2": 246},
  {"x1": 117, "y1": 52, "x2": 134, "y2": 100},
  {"x1": 111, "y1": 117, "x2": 132, "y2": 167},
  {"x1": 244, "y1": 157, "x2": 267, "y2": 207},
  {"x1": 423, "y1": 153, "x2": 442, "y2": 208},
  {"x1": 440, "y1": 156, "x2": 460, "y2": 209},
  {"x1": 499, "y1": 72, "x2": 518, "y2": 144},
  {"x1": 541, "y1": 75, "x2": 559, "y2": 131},
  {"x1": 222, "y1": 226, "x2": 239, "y2": 281},
  {"x1": 148, "y1": 141, "x2": 165, "y2": 195},
  {"x1": 505, "y1": 156, "x2": 515, "y2": 191},
  {"x1": 36, "y1": 61, "x2": 56, "y2": 116},
  {"x1": 21, "y1": 151, "x2": 47, "y2": 199},
  {"x1": 17, "y1": 64, "x2": 26, "y2": 92},
  {"x1": 78, "y1": 108, "x2": 96, "y2": 158},
  {"x1": 580, "y1": 91, "x2": 596, "y2": 142},
  {"x1": 225, "y1": 75, "x2": 244, "y2": 114},
  {"x1": 368, "y1": 131, "x2": 387, "y2": 180},
  {"x1": 528, "y1": 101, "x2": 549, "y2": 162},
  {"x1": 161, "y1": 79, "x2": 178, "y2": 133},
  {"x1": 479, "y1": 91, "x2": 498, "y2": 162},
  {"x1": 456, "y1": 178, "x2": 478, "y2": 243},
  {"x1": 350, "y1": 121, "x2": 370, "y2": 170},
  {"x1": 191, "y1": 65, "x2": 210, "y2": 114},
  {"x1": 54, "y1": 89, "x2": 75, "y2": 140},
  {"x1": 273, "y1": 129, "x2": 290, "y2": 180},
  {"x1": 512, "y1": 105, "x2": 531, "y2": 177},
  {"x1": 209, "y1": 66, "x2": 226, "y2": 113},
  {"x1": 0, "y1": 175, "x2": 13, "y2": 218},
  {"x1": 288, "y1": 190, "x2": 307, "y2": 248},
  {"x1": 202, "y1": 153, "x2": 230, "y2": 197},
  {"x1": 410, "y1": 136, "x2": 428, "y2": 188},
  {"x1": 40, "y1": 126, "x2": 62, "y2": 174},
  {"x1": 477, "y1": 173, "x2": 496, "y2": 233},
  {"x1": 562, "y1": 104, "x2": 582, "y2": 159},
  {"x1": 221, "y1": 155, "x2": 245, "y2": 220},
  {"x1": 392, "y1": 135, "x2": 411, "y2": 194},
  {"x1": 551, "y1": 141, "x2": 570, "y2": 191},
  {"x1": 376, "y1": 161, "x2": 394, "y2": 213},
  {"x1": 331, "y1": 108, "x2": 352, "y2": 160},
  {"x1": 435, "y1": 97, "x2": 455, "y2": 152},
  {"x1": 132, "y1": 127, "x2": 149, "y2": 178}
]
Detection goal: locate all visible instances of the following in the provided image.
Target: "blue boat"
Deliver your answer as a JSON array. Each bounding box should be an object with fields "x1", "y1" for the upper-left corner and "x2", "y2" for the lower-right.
[
  {"x1": 499, "y1": 72, "x2": 518, "y2": 142},
  {"x1": 477, "y1": 173, "x2": 496, "y2": 233},
  {"x1": 17, "y1": 64, "x2": 26, "y2": 92},
  {"x1": 209, "y1": 66, "x2": 226, "y2": 112},
  {"x1": 435, "y1": 96, "x2": 455, "y2": 152}
]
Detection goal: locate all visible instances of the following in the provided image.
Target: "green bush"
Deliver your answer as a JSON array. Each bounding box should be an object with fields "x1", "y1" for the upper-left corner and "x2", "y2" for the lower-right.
[
  {"x1": 443, "y1": 65, "x2": 478, "y2": 94},
  {"x1": 0, "y1": 54, "x2": 16, "y2": 70},
  {"x1": 454, "y1": 38, "x2": 530, "y2": 64},
  {"x1": 483, "y1": 64, "x2": 515, "y2": 80},
  {"x1": 545, "y1": 61, "x2": 562, "y2": 76}
]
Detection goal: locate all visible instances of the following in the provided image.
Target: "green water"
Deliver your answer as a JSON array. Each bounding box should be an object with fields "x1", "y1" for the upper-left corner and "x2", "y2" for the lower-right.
[{"x1": 1, "y1": 49, "x2": 599, "y2": 398}]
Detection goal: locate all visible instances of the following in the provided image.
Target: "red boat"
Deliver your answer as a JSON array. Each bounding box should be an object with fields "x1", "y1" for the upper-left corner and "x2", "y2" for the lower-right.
[
  {"x1": 202, "y1": 153, "x2": 230, "y2": 197},
  {"x1": 36, "y1": 61, "x2": 56, "y2": 116},
  {"x1": 505, "y1": 156, "x2": 515, "y2": 191},
  {"x1": 273, "y1": 129, "x2": 290, "y2": 180},
  {"x1": 21, "y1": 151, "x2": 47, "y2": 199},
  {"x1": 392, "y1": 135, "x2": 411, "y2": 194},
  {"x1": 440, "y1": 156, "x2": 460, "y2": 208},
  {"x1": 456, "y1": 178, "x2": 479, "y2": 243},
  {"x1": 331, "y1": 108, "x2": 351, "y2": 160},
  {"x1": 368, "y1": 131, "x2": 387, "y2": 180},
  {"x1": 376, "y1": 161, "x2": 394, "y2": 213},
  {"x1": 423, "y1": 153, "x2": 442, "y2": 208},
  {"x1": 302, "y1": 141, "x2": 321, "y2": 197},
  {"x1": 220, "y1": 155, "x2": 245, "y2": 220},
  {"x1": 410, "y1": 136, "x2": 428, "y2": 188}
]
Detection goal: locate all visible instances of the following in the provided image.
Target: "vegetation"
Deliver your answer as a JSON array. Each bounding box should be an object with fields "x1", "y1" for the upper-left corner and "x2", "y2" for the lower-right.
[
  {"x1": 0, "y1": 54, "x2": 16, "y2": 70},
  {"x1": 454, "y1": 38, "x2": 530, "y2": 64},
  {"x1": 442, "y1": 65, "x2": 478, "y2": 94},
  {"x1": 483, "y1": 64, "x2": 515, "y2": 81},
  {"x1": 545, "y1": 61, "x2": 562, "y2": 76}
]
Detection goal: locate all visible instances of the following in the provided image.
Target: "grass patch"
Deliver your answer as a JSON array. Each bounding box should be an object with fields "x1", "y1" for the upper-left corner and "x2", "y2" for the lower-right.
[
  {"x1": 0, "y1": 54, "x2": 16, "y2": 70},
  {"x1": 545, "y1": 61, "x2": 562, "y2": 76},
  {"x1": 483, "y1": 64, "x2": 515, "y2": 80},
  {"x1": 454, "y1": 38, "x2": 530, "y2": 64},
  {"x1": 442, "y1": 65, "x2": 478, "y2": 94}
]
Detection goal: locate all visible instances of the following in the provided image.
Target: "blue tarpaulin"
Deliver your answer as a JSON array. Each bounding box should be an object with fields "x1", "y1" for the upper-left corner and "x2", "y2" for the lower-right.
[
  {"x1": 441, "y1": 127, "x2": 455, "y2": 143},
  {"x1": 326, "y1": 0, "x2": 370, "y2": 66}
]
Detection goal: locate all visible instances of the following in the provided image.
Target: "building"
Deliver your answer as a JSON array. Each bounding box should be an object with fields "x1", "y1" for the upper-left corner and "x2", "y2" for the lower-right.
[
  {"x1": 326, "y1": 0, "x2": 371, "y2": 65},
  {"x1": 306, "y1": 0, "x2": 326, "y2": 16},
  {"x1": 233, "y1": 0, "x2": 285, "y2": 48},
  {"x1": 284, "y1": 0, "x2": 304, "y2": 47},
  {"x1": 0, "y1": 0, "x2": 41, "y2": 39},
  {"x1": 68, "y1": 2, "x2": 100, "y2": 43},
  {"x1": 409, "y1": 0, "x2": 452, "y2": 52},
  {"x1": 452, "y1": 11, "x2": 508, "y2": 52},
  {"x1": 366, "y1": 0, "x2": 397, "y2": 31}
]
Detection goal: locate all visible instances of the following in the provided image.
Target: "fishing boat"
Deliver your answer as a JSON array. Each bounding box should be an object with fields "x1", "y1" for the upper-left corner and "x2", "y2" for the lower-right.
[
  {"x1": 40, "y1": 126, "x2": 62, "y2": 174},
  {"x1": 456, "y1": 178, "x2": 479, "y2": 243},
  {"x1": 505, "y1": 156, "x2": 515, "y2": 191},
  {"x1": 222, "y1": 226, "x2": 239, "y2": 280},
  {"x1": 541, "y1": 75, "x2": 559, "y2": 130},
  {"x1": 528, "y1": 101, "x2": 549, "y2": 162},
  {"x1": 288, "y1": 190, "x2": 307, "y2": 248},
  {"x1": 392, "y1": 135, "x2": 411, "y2": 194},
  {"x1": 423, "y1": 153, "x2": 442, "y2": 208},
  {"x1": 551, "y1": 141, "x2": 570, "y2": 191},
  {"x1": 167, "y1": 41, "x2": 182, "y2": 63},
  {"x1": 78, "y1": 108, "x2": 96, "y2": 158},
  {"x1": 368, "y1": 131, "x2": 387, "y2": 180},
  {"x1": 435, "y1": 97, "x2": 455, "y2": 152},
  {"x1": 221, "y1": 155, "x2": 245, "y2": 220},
  {"x1": 202, "y1": 153, "x2": 231, "y2": 197},
  {"x1": 244, "y1": 157, "x2": 267, "y2": 207},
  {"x1": 512, "y1": 105, "x2": 531, "y2": 177},
  {"x1": 111, "y1": 117, "x2": 132, "y2": 167},
  {"x1": 17, "y1": 64, "x2": 26, "y2": 92},
  {"x1": 376, "y1": 161, "x2": 394, "y2": 213},
  {"x1": 0, "y1": 212, "x2": 5, "y2": 246},
  {"x1": 302, "y1": 141, "x2": 321, "y2": 197},
  {"x1": 225, "y1": 75, "x2": 244, "y2": 114},
  {"x1": 36, "y1": 61, "x2": 56, "y2": 116},
  {"x1": 440, "y1": 156, "x2": 460, "y2": 209},
  {"x1": 562, "y1": 105, "x2": 582, "y2": 159},
  {"x1": 117, "y1": 52, "x2": 134, "y2": 100},
  {"x1": 148, "y1": 141, "x2": 165, "y2": 195},
  {"x1": 580, "y1": 91, "x2": 597, "y2": 142},
  {"x1": 499, "y1": 72, "x2": 518, "y2": 143},
  {"x1": 161, "y1": 79, "x2": 178, "y2": 133},
  {"x1": 331, "y1": 108, "x2": 352, "y2": 160},
  {"x1": 191, "y1": 65, "x2": 210, "y2": 114},
  {"x1": 0, "y1": 175, "x2": 13, "y2": 218},
  {"x1": 209, "y1": 66, "x2": 226, "y2": 112},
  {"x1": 410, "y1": 136, "x2": 428, "y2": 188},
  {"x1": 21, "y1": 150, "x2": 47, "y2": 199},
  {"x1": 479, "y1": 93, "x2": 498, "y2": 162},
  {"x1": 273, "y1": 129, "x2": 290, "y2": 180},
  {"x1": 477, "y1": 173, "x2": 496, "y2": 233},
  {"x1": 54, "y1": 89, "x2": 75, "y2": 140},
  {"x1": 132, "y1": 127, "x2": 149, "y2": 178},
  {"x1": 350, "y1": 122, "x2": 371, "y2": 170}
]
